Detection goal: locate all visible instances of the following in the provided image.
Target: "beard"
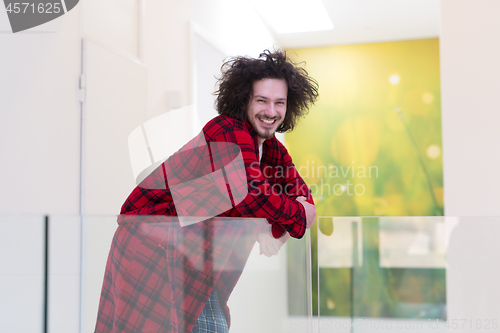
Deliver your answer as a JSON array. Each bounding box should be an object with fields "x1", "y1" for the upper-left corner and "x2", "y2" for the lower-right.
[
  {"x1": 256, "y1": 127, "x2": 275, "y2": 140},
  {"x1": 249, "y1": 115, "x2": 283, "y2": 142}
]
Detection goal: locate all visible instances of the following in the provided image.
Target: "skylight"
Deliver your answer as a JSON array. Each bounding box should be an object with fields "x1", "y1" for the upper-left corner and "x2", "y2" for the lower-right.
[{"x1": 251, "y1": 0, "x2": 334, "y2": 34}]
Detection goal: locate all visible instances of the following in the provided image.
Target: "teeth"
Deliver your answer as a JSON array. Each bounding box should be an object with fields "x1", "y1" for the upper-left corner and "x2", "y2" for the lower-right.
[{"x1": 259, "y1": 117, "x2": 275, "y2": 124}]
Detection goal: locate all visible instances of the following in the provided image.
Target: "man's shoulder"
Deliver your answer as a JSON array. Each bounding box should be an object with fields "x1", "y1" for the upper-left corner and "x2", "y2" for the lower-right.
[{"x1": 204, "y1": 115, "x2": 250, "y2": 138}]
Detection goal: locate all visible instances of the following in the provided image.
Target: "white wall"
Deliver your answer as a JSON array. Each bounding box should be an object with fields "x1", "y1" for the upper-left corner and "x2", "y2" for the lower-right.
[
  {"x1": 0, "y1": 8, "x2": 81, "y2": 215},
  {"x1": 82, "y1": 39, "x2": 148, "y2": 215},
  {"x1": 440, "y1": 0, "x2": 500, "y2": 328},
  {"x1": 83, "y1": 0, "x2": 140, "y2": 57},
  {"x1": 143, "y1": 0, "x2": 277, "y2": 120},
  {"x1": 440, "y1": 0, "x2": 500, "y2": 216}
]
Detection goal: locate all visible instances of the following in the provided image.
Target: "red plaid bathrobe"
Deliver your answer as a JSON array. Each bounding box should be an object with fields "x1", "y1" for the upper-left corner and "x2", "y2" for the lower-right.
[{"x1": 95, "y1": 115, "x2": 314, "y2": 333}]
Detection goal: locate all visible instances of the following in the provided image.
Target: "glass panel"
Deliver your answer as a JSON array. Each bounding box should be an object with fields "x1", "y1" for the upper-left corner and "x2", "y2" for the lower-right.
[
  {"x1": 445, "y1": 217, "x2": 500, "y2": 333},
  {"x1": 3, "y1": 215, "x2": 499, "y2": 333},
  {"x1": 80, "y1": 215, "x2": 118, "y2": 333},
  {"x1": 48, "y1": 215, "x2": 81, "y2": 333},
  {"x1": 317, "y1": 216, "x2": 500, "y2": 333},
  {"x1": 82, "y1": 216, "x2": 313, "y2": 333},
  {"x1": 350, "y1": 217, "x2": 447, "y2": 332},
  {"x1": 0, "y1": 215, "x2": 46, "y2": 333}
]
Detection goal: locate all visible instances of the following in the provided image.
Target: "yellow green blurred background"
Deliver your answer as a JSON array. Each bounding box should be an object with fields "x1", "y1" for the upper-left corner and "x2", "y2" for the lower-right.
[
  {"x1": 286, "y1": 38, "x2": 443, "y2": 219},
  {"x1": 285, "y1": 39, "x2": 446, "y2": 319}
]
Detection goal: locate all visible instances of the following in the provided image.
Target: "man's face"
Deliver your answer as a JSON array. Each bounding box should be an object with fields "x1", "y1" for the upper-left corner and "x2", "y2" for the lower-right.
[{"x1": 246, "y1": 78, "x2": 287, "y2": 146}]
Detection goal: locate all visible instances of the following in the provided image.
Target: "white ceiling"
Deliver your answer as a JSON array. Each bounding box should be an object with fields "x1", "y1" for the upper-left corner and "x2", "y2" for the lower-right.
[{"x1": 256, "y1": 0, "x2": 440, "y2": 49}]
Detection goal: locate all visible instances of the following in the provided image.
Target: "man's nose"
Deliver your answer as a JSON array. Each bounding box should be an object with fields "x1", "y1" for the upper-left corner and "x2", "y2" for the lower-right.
[{"x1": 264, "y1": 103, "x2": 277, "y2": 117}]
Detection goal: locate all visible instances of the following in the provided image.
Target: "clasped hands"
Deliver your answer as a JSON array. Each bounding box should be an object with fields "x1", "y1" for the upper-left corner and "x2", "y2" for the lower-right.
[{"x1": 257, "y1": 196, "x2": 316, "y2": 257}]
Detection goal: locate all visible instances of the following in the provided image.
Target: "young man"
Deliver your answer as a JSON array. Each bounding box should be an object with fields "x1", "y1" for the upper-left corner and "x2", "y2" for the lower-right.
[{"x1": 95, "y1": 50, "x2": 319, "y2": 333}]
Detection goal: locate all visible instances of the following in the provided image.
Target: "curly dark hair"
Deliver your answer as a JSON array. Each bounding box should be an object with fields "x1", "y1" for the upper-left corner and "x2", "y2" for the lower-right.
[{"x1": 214, "y1": 49, "x2": 319, "y2": 132}]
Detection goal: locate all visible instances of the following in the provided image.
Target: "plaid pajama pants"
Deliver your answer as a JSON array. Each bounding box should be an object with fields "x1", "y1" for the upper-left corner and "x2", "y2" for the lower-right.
[{"x1": 191, "y1": 289, "x2": 229, "y2": 333}]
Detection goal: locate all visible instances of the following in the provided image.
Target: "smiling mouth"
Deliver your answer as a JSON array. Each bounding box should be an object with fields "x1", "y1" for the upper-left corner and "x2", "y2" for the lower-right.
[{"x1": 258, "y1": 116, "x2": 277, "y2": 125}]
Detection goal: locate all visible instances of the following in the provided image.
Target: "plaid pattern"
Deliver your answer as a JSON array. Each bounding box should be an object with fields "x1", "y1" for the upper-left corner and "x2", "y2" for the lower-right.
[
  {"x1": 191, "y1": 289, "x2": 228, "y2": 333},
  {"x1": 95, "y1": 216, "x2": 255, "y2": 333},
  {"x1": 121, "y1": 115, "x2": 313, "y2": 238},
  {"x1": 95, "y1": 115, "x2": 314, "y2": 333}
]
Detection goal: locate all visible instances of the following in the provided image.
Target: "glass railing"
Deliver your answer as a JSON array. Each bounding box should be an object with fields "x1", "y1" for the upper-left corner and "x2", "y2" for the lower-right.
[
  {"x1": 0, "y1": 215, "x2": 47, "y2": 333},
  {"x1": 2, "y1": 215, "x2": 500, "y2": 333},
  {"x1": 316, "y1": 216, "x2": 500, "y2": 333},
  {"x1": 1, "y1": 215, "x2": 313, "y2": 333}
]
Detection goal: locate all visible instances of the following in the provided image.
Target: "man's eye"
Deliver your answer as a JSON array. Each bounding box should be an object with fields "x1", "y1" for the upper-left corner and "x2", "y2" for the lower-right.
[{"x1": 257, "y1": 100, "x2": 265, "y2": 102}]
